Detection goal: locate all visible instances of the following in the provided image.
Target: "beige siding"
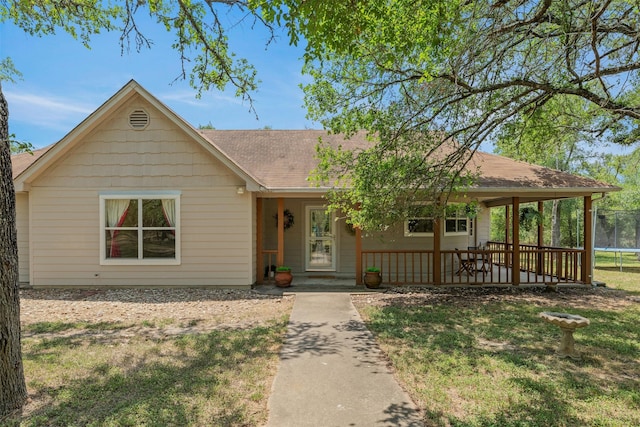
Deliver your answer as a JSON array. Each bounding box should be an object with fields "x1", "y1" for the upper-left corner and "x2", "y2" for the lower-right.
[
  {"x1": 27, "y1": 96, "x2": 253, "y2": 288},
  {"x1": 16, "y1": 193, "x2": 29, "y2": 283},
  {"x1": 475, "y1": 205, "x2": 492, "y2": 246}
]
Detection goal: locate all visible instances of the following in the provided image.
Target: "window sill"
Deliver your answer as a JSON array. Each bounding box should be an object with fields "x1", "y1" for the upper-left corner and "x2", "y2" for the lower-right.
[{"x1": 100, "y1": 258, "x2": 181, "y2": 266}]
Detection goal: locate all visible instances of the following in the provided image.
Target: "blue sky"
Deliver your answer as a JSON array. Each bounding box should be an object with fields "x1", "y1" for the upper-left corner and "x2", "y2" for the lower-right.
[{"x1": 1, "y1": 12, "x2": 314, "y2": 149}]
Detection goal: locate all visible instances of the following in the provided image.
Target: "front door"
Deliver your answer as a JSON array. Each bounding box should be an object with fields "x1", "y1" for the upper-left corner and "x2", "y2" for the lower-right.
[{"x1": 305, "y1": 206, "x2": 336, "y2": 271}]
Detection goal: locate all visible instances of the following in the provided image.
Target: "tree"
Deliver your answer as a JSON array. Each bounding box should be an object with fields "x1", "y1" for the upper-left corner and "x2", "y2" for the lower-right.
[
  {"x1": 3, "y1": 0, "x2": 640, "y2": 415},
  {"x1": 1, "y1": 0, "x2": 275, "y2": 418},
  {"x1": 0, "y1": 79, "x2": 27, "y2": 419},
  {"x1": 494, "y1": 95, "x2": 596, "y2": 246},
  {"x1": 297, "y1": 0, "x2": 640, "y2": 229}
]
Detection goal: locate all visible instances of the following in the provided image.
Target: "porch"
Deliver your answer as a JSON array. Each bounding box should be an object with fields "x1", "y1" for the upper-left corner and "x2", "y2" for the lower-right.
[{"x1": 256, "y1": 195, "x2": 595, "y2": 287}]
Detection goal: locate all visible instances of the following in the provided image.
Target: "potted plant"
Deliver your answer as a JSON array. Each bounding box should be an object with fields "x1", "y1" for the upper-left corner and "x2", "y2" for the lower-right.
[
  {"x1": 363, "y1": 266, "x2": 382, "y2": 289},
  {"x1": 274, "y1": 266, "x2": 293, "y2": 287}
]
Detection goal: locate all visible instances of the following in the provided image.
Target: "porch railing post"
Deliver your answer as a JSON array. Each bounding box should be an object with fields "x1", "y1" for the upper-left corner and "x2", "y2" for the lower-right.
[
  {"x1": 434, "y1": 218, "x2": 442, "y2": 285},
  {"x1": 256, "y1": 198, "x2": 263, "y2": 285},
  {"x1": 512, "y1": 197, "x2": 520, "y2": 285},
  {"x1": 356, "y1": 225, "x2": 363, "y2": 285},
  {"x1": 583, "y1": 195, "x2": 593, "y2": 284},
  {"x1": 277, "y1": 198, "x2": 284, "y2": 266},
  {"x1": 505, "y1": 205, "x2": 511, "y2": 268},
  {"x1": 537, "y1": 201, "x2": 544, "y2": 274}
]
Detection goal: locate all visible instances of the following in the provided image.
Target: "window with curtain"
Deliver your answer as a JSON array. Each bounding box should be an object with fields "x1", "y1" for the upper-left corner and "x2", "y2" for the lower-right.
[{"x1": 100, "y1": 193, "x2": 180, "y2": 264}]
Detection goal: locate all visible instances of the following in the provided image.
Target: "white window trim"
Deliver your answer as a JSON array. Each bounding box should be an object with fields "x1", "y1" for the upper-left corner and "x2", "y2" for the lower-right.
[
  {"x1": 444, "y1": 209, "x2": 470, "y2": 236},
  {"x1": 404, "y1": 204, "x2": 471, "y2": 237},
  {"x1": 99, "y1": 191, "x2": 181, "y2": 265}
]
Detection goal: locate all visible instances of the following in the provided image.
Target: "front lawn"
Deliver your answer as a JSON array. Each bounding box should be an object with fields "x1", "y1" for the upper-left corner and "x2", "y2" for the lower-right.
[
  {"x1": 353, "y1": 261, "x2": 639, "y2": 426},
  {"x1": 4, "y1": 316, "x2": 289, "y2": 427}
]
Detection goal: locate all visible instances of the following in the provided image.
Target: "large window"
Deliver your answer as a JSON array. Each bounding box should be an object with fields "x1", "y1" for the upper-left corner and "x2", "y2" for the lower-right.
[{"x1": 100, "y1": 192, "x2": 180, "y2": 265}]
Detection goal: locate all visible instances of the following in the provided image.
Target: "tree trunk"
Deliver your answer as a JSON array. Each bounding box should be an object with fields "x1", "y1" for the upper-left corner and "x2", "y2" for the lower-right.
[
  {"x1": 0, "y1": 82, "x2": 27, "y2": 418},
  {"x1": 551, "y1": 199, "x2": 561, "y2": 247}
]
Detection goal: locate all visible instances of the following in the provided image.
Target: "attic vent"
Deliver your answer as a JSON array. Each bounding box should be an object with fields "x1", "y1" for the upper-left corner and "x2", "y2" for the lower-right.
[{"x1": 129, "y1": 109, "x2": 149, "y2": 130}]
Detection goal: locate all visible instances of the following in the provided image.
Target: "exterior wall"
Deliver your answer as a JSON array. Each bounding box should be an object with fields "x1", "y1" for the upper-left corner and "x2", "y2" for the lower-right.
[
  {"x1": 475, "y1": 205, "x2": 492, "y2": 246},
  {"x1": 27, "y1": 96, "x2": 252, "y2": 288},
  {"x1": 260, "y1": 199, "x2": 356, "y2": 276},
  {"x1": 16, "y1": 192, "x2": 29, "y2": 283},
  {"x1": 362, "y1": 221, "x2": 478, "y2": 251}
]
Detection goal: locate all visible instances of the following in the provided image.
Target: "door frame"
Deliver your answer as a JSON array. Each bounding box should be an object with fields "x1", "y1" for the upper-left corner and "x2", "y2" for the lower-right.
[{"x1": 305, "y1": 205, "x2": 337, "y2": 271}]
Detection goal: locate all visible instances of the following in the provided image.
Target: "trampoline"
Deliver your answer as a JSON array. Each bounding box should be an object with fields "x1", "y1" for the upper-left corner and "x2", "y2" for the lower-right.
[{"x1": 594, "y1": 208, "x2": 640, "y2": 271}]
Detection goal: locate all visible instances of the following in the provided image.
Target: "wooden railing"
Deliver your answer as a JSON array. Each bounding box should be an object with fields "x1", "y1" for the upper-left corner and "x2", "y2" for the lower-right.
[
  {"x1": 486, "y1": 241, "x2": 584, "y2": 283},
  {"x1": 361, "y1": 250, "x2": 433, "y2": 285},
  {"x1": 361, "y1": 244, "x2": 585, "y2": 286}
]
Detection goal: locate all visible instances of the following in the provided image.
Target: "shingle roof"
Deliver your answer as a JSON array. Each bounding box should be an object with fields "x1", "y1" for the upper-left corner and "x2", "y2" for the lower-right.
[
  {"x1": 199, "y1": 129, "x2": 370, "y2": 189},
  {"x1": 12, "y1": 129, "x2": 617, "y2": 196},
  {"x1": 199, "y1": 130, "x2": 617, "y2": 193},
  {"x1": 469, "y1": 151, "x2": 615, "y2": 190},
  {"x1": 11, "y1": 146, "x2": 52, "y2": 179}
]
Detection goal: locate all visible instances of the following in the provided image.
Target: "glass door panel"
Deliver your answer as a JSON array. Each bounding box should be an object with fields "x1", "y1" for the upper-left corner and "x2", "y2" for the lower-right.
[{"x1": 306, "y1": 207, "x2": 336, "y2": 270}]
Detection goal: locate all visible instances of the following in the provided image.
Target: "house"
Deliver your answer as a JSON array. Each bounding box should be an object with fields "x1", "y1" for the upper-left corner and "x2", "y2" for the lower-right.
[{"x1": 11, "y1": 80, "x2": 618, "y2": 288}]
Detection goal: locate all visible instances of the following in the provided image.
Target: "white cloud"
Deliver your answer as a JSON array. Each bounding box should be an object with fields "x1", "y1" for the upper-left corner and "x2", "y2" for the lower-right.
[{"x1": 5, "y1": 89, "x2": 96, "y2": 132}]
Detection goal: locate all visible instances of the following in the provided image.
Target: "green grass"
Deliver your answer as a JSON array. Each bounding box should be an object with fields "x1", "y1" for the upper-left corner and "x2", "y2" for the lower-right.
[
  {"x1": 594, "y1": 251, "x2": 640, "y2": 295},
  {"x1": 354, "y1": 267, "x2": 640, "y2": 426},
  {"x1": 5, "y1": 316, "x2": 289, "y2": 427}
]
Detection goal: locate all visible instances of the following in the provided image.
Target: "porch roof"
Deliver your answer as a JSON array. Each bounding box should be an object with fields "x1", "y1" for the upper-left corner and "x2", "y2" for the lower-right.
[{"x1": 200, "y1": 130, "x2": 618, "y2": 202}]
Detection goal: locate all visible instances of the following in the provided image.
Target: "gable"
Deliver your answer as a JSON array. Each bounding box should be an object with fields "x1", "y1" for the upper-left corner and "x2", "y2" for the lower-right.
[
  {"x1": 29, "y1": 96, "x2": 244, "y2": 189},
  {"x1": 13, "y1": 80, "x2": 260, "y2": 192}
]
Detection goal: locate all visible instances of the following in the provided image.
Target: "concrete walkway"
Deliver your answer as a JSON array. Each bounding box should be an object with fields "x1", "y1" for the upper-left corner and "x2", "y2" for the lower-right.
[{"x1": 266, "y1": 292, "x2": 423, "y2": 427}]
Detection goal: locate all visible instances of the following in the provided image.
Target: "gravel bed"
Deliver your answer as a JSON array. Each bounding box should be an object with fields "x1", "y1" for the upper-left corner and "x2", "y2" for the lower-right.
[{"x1": 20, "y1": 288, "x2": 294, "y2": 332}]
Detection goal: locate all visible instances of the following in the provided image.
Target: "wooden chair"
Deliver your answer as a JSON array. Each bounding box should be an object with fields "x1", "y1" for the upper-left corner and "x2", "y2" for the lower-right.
[
  {"x1": 455, "y1": 248, "x2": 476, "y2": 275},
  {"x1": 469, "y1": 246, "x2": 491, "y2": 273}
]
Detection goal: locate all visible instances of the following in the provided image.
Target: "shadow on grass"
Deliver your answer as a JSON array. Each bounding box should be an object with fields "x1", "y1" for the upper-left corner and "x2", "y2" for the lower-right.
[
  {"x1": 361, "y1": 297, "x2": 640, "y2": 426},
  {"x1": 13, "y1": 320, "x2": 288, "y2": 427}
]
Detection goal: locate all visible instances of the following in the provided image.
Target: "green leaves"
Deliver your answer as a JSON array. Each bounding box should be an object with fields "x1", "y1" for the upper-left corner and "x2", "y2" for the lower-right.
[
  {"x1": 312, "y1": 132, "x2": 477, "y2": 231},
  {"x1": 1, "y1": 0, "x2": 122, "y2": 46}
]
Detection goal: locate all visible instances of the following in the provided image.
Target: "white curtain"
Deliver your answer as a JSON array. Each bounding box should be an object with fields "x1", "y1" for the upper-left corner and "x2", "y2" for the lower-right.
[
  {"x1": 106, "y1": 199, "x2": 130, "y2": 257},
  {"x1": 162, "y1": 199, "x2": 176, "y2": 228}
]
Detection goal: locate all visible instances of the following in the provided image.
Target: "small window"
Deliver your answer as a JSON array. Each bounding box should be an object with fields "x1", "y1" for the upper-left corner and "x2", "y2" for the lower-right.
[
  {"x1": 100, "y1": 192, "x2": 180, "y2": 265},
  {"x1": 444, "y1": 207, "x2": 469, "y2": 236},
  {"x1": 404, "y1": 204, "x2": 471, "y2": 237},
  {"x1": 405, "y1": 205, "x2": 435, "y2": 237}
]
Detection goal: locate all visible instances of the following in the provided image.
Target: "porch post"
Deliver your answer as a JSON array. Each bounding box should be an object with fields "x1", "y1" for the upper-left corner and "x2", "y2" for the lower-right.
[
  {"x1": 537, "y1": 201, "x2": 544, "y2": 274},
  {"x1": 256, "y1": 198, "x2": 264, "y2": 285},
  {"x1": 505, "y1": 205, "x2": 510, "y2": 243},
  {"x1": 583, "y1": 195, "x2": 593, "y2": 284},
  {"x1": 505, "y1": 205, "x2": 510, "y2": 268},
  {"x1": 433, "y1": 217, "x2": 442, "y2": 285},
  {"x1": 355, "y1": 225, "x2": 363, "y2": 286},
  {"x1": 512, "y1": 197, "x2": 520, "y2": 285},
  {"x1": 277, "y1": 198, "x2": 284, "y2": 266}
]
